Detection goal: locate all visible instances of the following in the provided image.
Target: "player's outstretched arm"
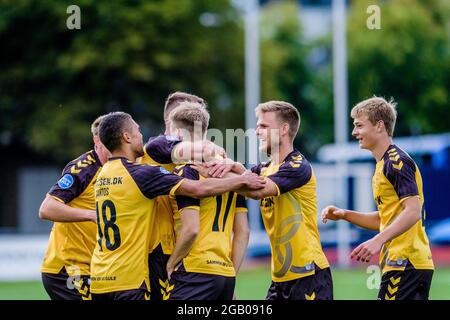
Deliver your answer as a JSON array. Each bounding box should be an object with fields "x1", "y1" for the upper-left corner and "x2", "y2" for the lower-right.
[
  {"x1": 236, "y1": 172, "x2": 279, "y2": 200},
  {"x1": 205, "y1": 159, "x2": 246, "y2": 178},
  {"x1": 175, "y1": 173, "x2": 266, "y2": 199},
  {"x1": 39, "y1": 195, "x2": 96, "y2": 223},
  {"x1": 321, "y1": 205, "x2": 380, "y2": 231},
  {"x1": 172, "y1": 140, "x2": 226, "y2": 164},
  {"x1": 166, "y1": 208, "x2": 200, "y2": 279},
  {"x1": 232, "y1": 212, "x2": 250, "y2": 273}
]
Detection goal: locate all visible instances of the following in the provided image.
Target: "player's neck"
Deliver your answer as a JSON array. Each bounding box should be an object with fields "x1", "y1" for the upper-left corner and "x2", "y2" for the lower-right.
[
  {"x1": 271, "y1": 142, "x2": 294, "y2": 165},
  {"x1": 110, "y1": 149, "x2": 137, "y2": 163},
  {"x1": 371, "y1": 137, "x2": 393, "y2": 162}
]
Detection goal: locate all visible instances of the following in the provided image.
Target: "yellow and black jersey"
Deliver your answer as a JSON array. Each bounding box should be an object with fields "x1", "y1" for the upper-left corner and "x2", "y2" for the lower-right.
[
  {"x1": 41, "y1": 150, "x2": 101, "y2": 277},
  {"x1": 139, "y1": 135, "x2": 181, "y2": 255},
  {"x1": 170, "y1": 165, "x2": 248, "y2": 277},
  {"x1": 373, "y1": 145, "x2": 434, "y2": 273},
  {"x1": 90, "y1": 157, "x2": 184, "y2": 294},
  {"x1": 251, "y1": 149, "x2": 329, "y2": 283}
]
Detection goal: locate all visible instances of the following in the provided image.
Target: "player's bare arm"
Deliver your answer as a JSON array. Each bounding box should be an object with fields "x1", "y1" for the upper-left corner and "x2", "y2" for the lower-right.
[
  {"x1": 236, "y1": 172, "x2": 278, "y2": 200},
  {"x1": 231, "y1": 212, "x2": 250, "y2": 273},
  {"x1": 206, "y1": 159, "x2": 246, "y2": 178},
  {"x1": 172, "y1": 140, "x2": 226, "y2": 164},
  {"x1": 39, "y1": 195, "x2": 96, "y2": 223},
  {"x1": 321, "y1": 205, "x2": 380, "y2": 231},
  {"x1": 351, "y1": 196, "x2": 422, "y2": 263},
  {"x1": 205, "y1": 158, "x2": 246, "y2": 178},
  {"x1": 166, "y1": 208, "x2": 200, "y2": 279},
  {"x1": 175, "y1": 173, "x2": 266, "y2": 199}
]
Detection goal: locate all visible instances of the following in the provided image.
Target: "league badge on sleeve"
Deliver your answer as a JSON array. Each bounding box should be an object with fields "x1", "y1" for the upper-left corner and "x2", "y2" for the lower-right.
[
  {"x1": 160, "y1": 167, "x2": 170, "y2": 174},
  {"x1": 165, "y1": 135, "x2": 179, "y2": 142},
  {"x1": 58, "y1": 174, "x2": 74, "y2": 189}
]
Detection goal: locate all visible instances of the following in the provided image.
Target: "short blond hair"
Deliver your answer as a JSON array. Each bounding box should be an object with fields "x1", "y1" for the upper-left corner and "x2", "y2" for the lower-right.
[
  {"x1": 255, "y1": 101, "x2": 300, "y2": 140},
  {"x1": 169, "y1": 102, "x2": 210, "y2": 135},
  {"x1": 91, "y1": 115, "x2": 106, "y2": 137},
  {"x1": 164, "y1": 92, "x2": 206, "y2": 122},
  {"x1": 351, "y1": 96, "x2": 397, "y2": 136}
]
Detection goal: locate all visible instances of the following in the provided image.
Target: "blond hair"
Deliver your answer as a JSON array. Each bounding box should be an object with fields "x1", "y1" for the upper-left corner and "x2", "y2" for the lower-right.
[
  {"x1": 169, "y1": 102, "x2": 210, "y2": 135},
  {"x1": 351, "y1": 96, "x2": 397, "y2": 136},
  {"x1": 91, "y1": 115, "x2": 106, "y2": 137},
  {"x1": 164, "y1": 91, "x2": 206, "y2": 122},
  {"x1": 255, "y1": 101, "x2": 300, "y2": 140}
]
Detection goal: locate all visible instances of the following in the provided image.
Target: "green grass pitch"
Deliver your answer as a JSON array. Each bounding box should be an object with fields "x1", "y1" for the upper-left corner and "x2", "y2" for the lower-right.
[{"x1": 1, "y1": 267, "x2": 449, "y2": 300}]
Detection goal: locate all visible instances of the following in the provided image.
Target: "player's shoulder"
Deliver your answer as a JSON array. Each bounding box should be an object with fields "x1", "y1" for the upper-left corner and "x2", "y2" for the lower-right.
[
  {"x1": 144, "y1": 134, "x2": 181, "y2": 164},
  {"x1": 64, "y1": 150, "x2": 101, "y2": 176},
  {"x1": 146, "y1": 134, "x2": 179, "y2": 146},
  {"x1": 55, "y1": 150, "x2": 100, "y2": 191},
  {"x1": 280, "y1": 149, "x2": 311, "y2": 172},
  {"x1": 121, "y1": 158, "x2": 170, "y2": 176},
  {"x1": 173, "y1": 163, "x2": 199, "y2": 180},
  {"x1": 382, "y1": 145, "x2": 416, "y2": 173}
]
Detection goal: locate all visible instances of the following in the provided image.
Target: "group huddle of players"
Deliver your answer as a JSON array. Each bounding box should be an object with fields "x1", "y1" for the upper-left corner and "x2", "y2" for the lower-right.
[{"x1": 38, "y1": 92, "x2": 434, "y2": 300}]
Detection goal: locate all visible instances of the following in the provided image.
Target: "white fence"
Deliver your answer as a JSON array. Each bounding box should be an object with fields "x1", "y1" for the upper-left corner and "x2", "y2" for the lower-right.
[{"x1": 0, "y1": 235, "x2": 48, "y2": 281}]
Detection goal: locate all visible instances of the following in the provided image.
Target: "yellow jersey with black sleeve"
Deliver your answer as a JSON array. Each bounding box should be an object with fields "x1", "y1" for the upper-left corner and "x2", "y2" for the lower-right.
[
  {"x1": 170, "y1": 164, "x2": 248, "y2": 277},
  {"x1": 374, "y1": 145, "x2": 434, "y2": 274},
  {"x1": 251, "y1": 149, "x2": 329, "y2": 283},
  {"x1": 90, "y1": 157, "x2": 184, "y2": 294},
  {"x1": 139, "y1": 135, "x2": 181, "y2": 255},
  {"x1": 41, "y1": 150, "x2": 101, "y2": 277}
]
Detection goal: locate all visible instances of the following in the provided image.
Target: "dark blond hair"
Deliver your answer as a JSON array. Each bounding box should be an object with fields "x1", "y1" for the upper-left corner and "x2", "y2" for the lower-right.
[
  {"x1": 351, "y1": 96, "x2": 397, "y2": 136},
  {"x1": 169, "y1": 102, "x2": 210, "y2": 135},
  {"x1": 164, "y1": 92, "x2": 206, "y2": 122},
  {"x1": 91, "y1": 115, "x2": 106, "y2": 137},
  {"x1": 255, "y1": 101, "x2": 300, "y2": 140}
]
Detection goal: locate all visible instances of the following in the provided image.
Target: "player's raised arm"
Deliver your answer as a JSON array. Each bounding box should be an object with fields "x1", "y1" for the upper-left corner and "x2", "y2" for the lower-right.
[
  {"x1": 206, "y1": 158, "x2": 246, "y2": 178},
  {"x1": 171, "y1": 139, "x2": 226, "y2": 164},
  {"x1": 39, "y1": 195, "x2": 96, "y2": 223}
]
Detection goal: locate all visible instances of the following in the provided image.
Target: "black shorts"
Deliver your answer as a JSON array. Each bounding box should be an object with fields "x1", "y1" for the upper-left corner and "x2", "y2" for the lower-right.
[
  {"x1": 42, "y1": 268, "x2": 91, "y2": 300},
  {"x1": 91, "y1": 282, "x2": 150, "y2": 301},
  {"x1": 266, "y1": 265, "x2": 333, "y2": 300},
  {"x1": 148, "y1": 244, "x2": 171, "y2": 301},
  {"x1": 378, "y1": 265, "x2": 433, "y2": 300},
  {"x1": 168, "y1": 264, "x2": 235, "y2": 300}
]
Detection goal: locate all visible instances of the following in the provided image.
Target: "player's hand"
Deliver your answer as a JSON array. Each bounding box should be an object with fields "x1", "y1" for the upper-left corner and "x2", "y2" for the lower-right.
[
  {"x1": 202, "y1": 141, "x2": 227, "y2": 163},
  {"x1": 166, "y1": 265, "x2": 174, "y2": 281},
  {"x1": 242, "y1": 172, "x2": 266, "y2": 190},
  {"x1": 242, "y1": 169, "x2": 254, "y2": 177},
  {"x1": 321, "y1": 205, "x2": 346, "y2": 223},
  {"x1": 86, "y1": 210, "x2": 97, "y2": 223},
  {"x1": 206, "y1": 158, "x2": 236, "y2": 178},
  {"x1": 350, "y1": 236, "x2": 383, "y2": 263},
  {"x1": 191, "y1": 163, "x2": 210, "y2": 178}
]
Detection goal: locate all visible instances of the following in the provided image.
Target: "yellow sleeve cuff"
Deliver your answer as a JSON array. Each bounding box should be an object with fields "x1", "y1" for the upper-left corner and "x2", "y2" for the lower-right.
[
  {"x1": 180, "y1": 206, "x2": 200, "y2": 215},
  {"x1": 47, "y1": 194, "x2": 65, "y2": 204},
  {"x1": 170, "y1": 179, "x2": 185, "y2": 197}
]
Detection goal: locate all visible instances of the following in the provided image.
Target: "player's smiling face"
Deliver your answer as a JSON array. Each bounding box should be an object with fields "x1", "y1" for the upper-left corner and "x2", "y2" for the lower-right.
[
  {"x1": 352, "y1": 114, "x2": 379, "y2": 150},
  {"x1": 256, "y1": 111, "x2": 280, "y2": 155}
]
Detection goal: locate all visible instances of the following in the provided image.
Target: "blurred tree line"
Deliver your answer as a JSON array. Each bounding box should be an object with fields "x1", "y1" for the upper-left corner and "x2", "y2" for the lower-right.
[{"x1": 0, "y1": 0, "x2": 448, "y2": 164}]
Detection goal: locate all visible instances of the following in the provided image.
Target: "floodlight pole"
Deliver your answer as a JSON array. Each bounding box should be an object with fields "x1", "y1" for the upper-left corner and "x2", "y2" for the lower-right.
[
  {"x1": 244, "y1": 0, "x2": 261, "y2": 231},
  {"x1": 333, "y1": 0, "x2": 351, "y2": 268}
]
